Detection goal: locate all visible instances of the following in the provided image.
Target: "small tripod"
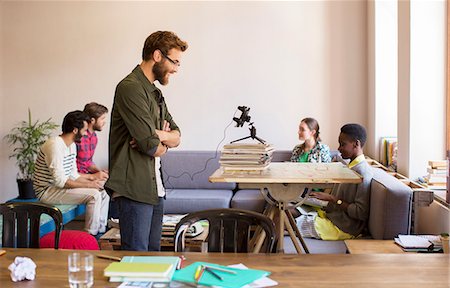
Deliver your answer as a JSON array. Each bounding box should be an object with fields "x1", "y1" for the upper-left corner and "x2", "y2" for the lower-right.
[{"x1": 230, "y1": 123, "x2": 266, "y2": 144}]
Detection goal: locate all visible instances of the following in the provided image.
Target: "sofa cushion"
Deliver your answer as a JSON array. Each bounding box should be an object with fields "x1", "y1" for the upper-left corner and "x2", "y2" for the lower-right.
[
  {"x1": 369, "y1": 168, "x2": 413, "y2": 239},
  {"x1": 230, "y1": 189, "x2": 266, "y2": 213},
  {"x1": 40, "y1": 230, "x2": 99, "y2": 250},
  {"x1": 165, "y1": 189, "x2": 233, "y2": 214},
  {"x1": 161, "y1": 151, "x2": 236, "y2": 190}
]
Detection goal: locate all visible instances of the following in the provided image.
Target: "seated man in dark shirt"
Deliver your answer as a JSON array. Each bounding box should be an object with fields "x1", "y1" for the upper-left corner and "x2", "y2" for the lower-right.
[{"x1": 297, "y1": 123, "x2": 373, "y2": 240}]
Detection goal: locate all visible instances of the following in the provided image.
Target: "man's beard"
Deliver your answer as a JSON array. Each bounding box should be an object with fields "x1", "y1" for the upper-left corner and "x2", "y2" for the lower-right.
[
  {"x1": 74, "y1": 131, "x2": 84, "y2": 143},
  {"x1": 153, "y1": 62, "x2": 170, "y2": 85},
  {"x1": 93, "y1": 123, "x2": 102, "y2": 132}
]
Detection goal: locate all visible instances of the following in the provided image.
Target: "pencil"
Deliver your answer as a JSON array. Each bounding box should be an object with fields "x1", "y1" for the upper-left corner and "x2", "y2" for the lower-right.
[
  {"x1": 96, "y1": 254, "x2": 122, "y2": 261},
  {"x1": 205, "y1": 267, "x2": 223, "y2": 280},
  {"x1": 202, "y1": 264, "x2": 237, "y2": 274}
]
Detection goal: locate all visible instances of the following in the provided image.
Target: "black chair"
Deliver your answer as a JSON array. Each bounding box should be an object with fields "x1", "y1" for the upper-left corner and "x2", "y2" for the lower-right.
[
  {"x1": 1, "y1": 202, "x2": 63, "y2": 248},
  {"x1": 174, "y1": 208, "x2": 276, "y2": 253}
]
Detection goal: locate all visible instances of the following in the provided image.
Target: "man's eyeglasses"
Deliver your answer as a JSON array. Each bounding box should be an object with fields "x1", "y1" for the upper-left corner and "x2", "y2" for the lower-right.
[{"x1": 161, "y1": 52, "x2": 180, "y2": 67}]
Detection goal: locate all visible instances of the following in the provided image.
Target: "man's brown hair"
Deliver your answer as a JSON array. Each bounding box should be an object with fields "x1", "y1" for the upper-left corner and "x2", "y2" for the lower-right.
[
  {"x1": 142, "y1": 31, "x2": 188, "y2": 61},
  {"x1": 83, "y1": 102, "x2": 108, "y2": 120}
]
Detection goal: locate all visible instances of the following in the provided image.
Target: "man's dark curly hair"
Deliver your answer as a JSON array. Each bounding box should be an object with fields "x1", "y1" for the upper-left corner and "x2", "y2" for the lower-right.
[{"x1": 340, "y1": 123, "x2": 367, "y2": 147}]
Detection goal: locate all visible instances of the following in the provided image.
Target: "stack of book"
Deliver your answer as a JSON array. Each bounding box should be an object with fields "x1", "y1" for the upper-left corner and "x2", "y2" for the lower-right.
[
  {"x1": 162, "y1": 214, "x2": 204, "y2": 238},
  {"x1": 220, "y1": 143, "x2": 275, "y2": 172},
  {"x1": 394, "y1": 234, "x2": 442, "y2": 252},
  {"x1": 104, "y1": 256, "x2": 180, "y2": 283},
  {"x1": 425, "y1": 160, "x2": 447, "y2": 190},
  {"x1": 379, "y1": 137, "x2": 398, "y2": 171}
]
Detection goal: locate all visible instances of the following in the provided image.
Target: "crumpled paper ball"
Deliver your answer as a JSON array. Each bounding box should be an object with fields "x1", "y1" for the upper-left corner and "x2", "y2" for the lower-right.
[{"x1": 8, "y1": 256, "x2": 37, "y2": 282}]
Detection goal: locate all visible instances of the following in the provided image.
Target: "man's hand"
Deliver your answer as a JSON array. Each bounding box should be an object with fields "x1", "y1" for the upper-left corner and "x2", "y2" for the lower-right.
[
  {"x1": 162, "y1": 120, "x2": 171, "y2": 132},
  {"x1": 130, "y1": 138, "x2": 139, "y2": 150},
  {"x1": 155, "y1": 120, "x2": 172, "y2": 142},
  {"x1": 87, "y1": 180, "x2": 104, "y2": 190},
  {"x1": 93, "y1": 170, "x2": 109, "y2": 181}
]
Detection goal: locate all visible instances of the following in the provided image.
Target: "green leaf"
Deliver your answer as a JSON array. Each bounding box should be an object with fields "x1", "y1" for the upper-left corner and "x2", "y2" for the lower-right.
[{"x1": 3, "y1": 109, "x2": 58, "y2": 179}]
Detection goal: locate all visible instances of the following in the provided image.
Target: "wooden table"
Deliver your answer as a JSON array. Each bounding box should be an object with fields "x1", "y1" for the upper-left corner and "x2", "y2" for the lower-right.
[
  {"x1": 1, "y1": 249, "x2": 450, "y2": 287},
  {"x1": 345, "y1": 240, "x2": 405, "y2": 254},
  {"x1": 210, "y1": 162, "x2": 362, "y2": 253}
]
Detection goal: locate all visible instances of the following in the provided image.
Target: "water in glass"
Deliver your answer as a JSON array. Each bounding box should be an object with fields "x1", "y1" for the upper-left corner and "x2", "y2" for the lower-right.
[{"x1": 68, "y1": 253, "x2": 93, "y2": 288}]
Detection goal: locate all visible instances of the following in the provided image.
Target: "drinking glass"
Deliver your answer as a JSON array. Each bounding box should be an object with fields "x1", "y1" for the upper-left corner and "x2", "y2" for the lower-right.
[{"x1": 68, "y1": 252, "x2": 94, "y2": 288}]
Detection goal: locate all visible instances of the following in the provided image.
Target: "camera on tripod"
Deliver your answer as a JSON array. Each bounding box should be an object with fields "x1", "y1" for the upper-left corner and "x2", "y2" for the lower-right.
[
  {"x1": 233, "y1": 106, "x2": 251, "y2": 127},
  {"x1": 230, "y1": 106, "x2": 266, "y2": 144}
]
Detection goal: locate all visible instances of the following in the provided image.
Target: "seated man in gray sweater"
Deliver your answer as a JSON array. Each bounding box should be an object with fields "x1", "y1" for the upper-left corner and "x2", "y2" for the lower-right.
[{"x1": 297, "y1": 123, "x2": 373, "y2": 240}]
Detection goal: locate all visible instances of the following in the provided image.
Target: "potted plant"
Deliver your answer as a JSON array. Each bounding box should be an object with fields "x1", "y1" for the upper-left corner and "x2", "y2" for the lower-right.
[{"x1": 4, "y1": 109, "x2": 58, "y2": 199}]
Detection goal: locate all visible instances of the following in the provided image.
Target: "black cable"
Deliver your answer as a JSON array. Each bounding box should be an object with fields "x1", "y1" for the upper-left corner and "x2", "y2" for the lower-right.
[{"x1": 162, "y1": 109, "x2": 238, "y2": 191}]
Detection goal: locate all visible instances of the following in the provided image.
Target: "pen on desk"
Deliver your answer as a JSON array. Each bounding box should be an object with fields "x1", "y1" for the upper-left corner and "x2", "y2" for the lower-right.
[
  {"x1": 194, "y1": 265, "x2": 203, "y2": 281},
  {"x1": 202, "y1": 265, "x2": 237, "y2": 274},
  {"x1": 96, "y1": 254, "x2": 122, "y2": 261},
  {"x1": 177, "y1": 255, "x2": 186, "y2": 269},
  {"x1": 205, "y1": 267, "x2": 223, "y2": 281}
]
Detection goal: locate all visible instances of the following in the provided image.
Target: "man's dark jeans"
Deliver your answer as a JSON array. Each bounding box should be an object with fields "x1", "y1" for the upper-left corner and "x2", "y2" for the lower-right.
[{"x1": 117, "y1": 196, "x2": 164, "y2": 251}]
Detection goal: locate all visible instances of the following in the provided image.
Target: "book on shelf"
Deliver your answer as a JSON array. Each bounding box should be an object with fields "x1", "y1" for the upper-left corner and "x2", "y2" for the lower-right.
[
  {"x1": 426, "y1": 174, "x2": 447, "y2": 184},
  {"x1": 106, "y1": 256, "x2": 180, "y2": 283},
  {"x1": 427, "y1": 167, "x2": 447, "y2": 174},
  {"x1": 428, "y1": 160, "x2": 447, "y2": 169},
  {"x1": 426, "y1": 183, "x2": 447, "y2": 190},
  {"x1": 379, "y1": 137, "x2": 397, "y2": 167}
]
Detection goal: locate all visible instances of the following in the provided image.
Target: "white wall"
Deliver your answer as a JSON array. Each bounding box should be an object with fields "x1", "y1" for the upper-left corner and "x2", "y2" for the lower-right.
[
  {"x1": 367, "y1": 0, "x2": 398, "y2": 159},
  {"x1": 398, "y1": 0, "x2": 446, "y2": 180},
  {"x1": 0, "y1": 1, "x2": 369, "y2": 202}
]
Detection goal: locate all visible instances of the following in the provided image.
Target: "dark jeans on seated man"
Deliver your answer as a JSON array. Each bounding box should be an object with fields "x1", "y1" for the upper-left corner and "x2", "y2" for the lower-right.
[{"x1": 116, "y1": 196, "x2": 164, "y2": 251}]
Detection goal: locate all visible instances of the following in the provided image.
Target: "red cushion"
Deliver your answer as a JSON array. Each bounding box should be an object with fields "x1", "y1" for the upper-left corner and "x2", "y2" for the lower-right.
[{"x1": 40, "y1": 230, "x2": 99, "y2": 250}]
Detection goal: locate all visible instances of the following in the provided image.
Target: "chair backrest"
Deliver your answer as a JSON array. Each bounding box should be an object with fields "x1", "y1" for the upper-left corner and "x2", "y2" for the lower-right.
[
  {"x1": 174, "y1": 208, "x2": 276, "y2": 253},
  {"x1": 0, "y1": 202, "x2": 63, "y2": 248}
]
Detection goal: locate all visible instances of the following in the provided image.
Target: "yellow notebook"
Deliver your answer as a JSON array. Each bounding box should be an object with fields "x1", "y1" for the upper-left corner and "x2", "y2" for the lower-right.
[{"x1": 104, "y1": 262, "x2": 173, "y2": 277}]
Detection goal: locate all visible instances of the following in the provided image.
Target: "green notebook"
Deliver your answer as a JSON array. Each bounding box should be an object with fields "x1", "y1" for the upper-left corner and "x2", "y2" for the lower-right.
[
  {"x1": 108, "y1": 256, "x2": 180, "y2": 283},
  {"x1": 104, "y1": 262, "x2": 173, "y2": 278},
  {"x1": 173, "y1": 261, "x2": 270, "y2": 288}
]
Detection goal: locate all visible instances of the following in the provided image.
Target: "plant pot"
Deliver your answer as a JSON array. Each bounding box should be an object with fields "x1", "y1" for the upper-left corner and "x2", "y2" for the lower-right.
[{"x1": 17, "y1": 179, "x2": 36, "y2": 199}]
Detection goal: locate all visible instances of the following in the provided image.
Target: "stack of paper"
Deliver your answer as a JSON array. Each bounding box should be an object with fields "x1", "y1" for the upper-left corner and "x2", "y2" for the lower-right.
[
  {"x1": 162, "y1": 214, "x2": 204, "y2": 238},
  {"x1": 220, "y1": 143, "x2": 275, "y2": 171},
  {"x1": 104, "y1": 256, "x2": 180, "y2": 283},
  {"x1": 425, "y1": 160, "x2": 447, "y2": 190},
  {"x1": 394, "y1": 234, "x2": 442, "y2": 252},
  {"x1": 173, "y1": 262, "x2": 272, "y2": 288}
]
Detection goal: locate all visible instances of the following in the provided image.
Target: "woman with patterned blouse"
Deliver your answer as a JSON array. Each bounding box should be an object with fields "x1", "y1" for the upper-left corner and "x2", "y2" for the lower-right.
[{"x1": 290, "y1": 117, "x2": 331, "y2": 163}]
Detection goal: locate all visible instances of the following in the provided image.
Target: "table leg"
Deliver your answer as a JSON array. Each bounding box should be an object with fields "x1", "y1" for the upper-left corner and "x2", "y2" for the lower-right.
[
  {"x1": 283, "y1": 210, "x2": 303, "y2": 253},
  {"x1": 251, "y1": 206, "x2": 276, "y2": 253},
  {"x1": 286, "y1": 209, "x2": 309, "y2": 254},
  {"x1": 277, "y1": 203, "x2": 285, "y2": 253}
]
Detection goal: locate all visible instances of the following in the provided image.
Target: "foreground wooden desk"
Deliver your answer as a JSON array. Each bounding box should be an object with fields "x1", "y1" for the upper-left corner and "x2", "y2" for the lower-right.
[
  {"x1": 210, "y1": 162, "x2": 362, "y2": 253},
  {"x1": 1, "y1": 249, "x2": 450, "y2": 287},
  {"x1": 345, "y1": 240, "x2": 405, "y2": 254}
]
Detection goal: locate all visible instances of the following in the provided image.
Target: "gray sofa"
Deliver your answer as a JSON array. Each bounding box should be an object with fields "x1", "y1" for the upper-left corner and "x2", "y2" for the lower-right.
[{"x1": 162, "y1": 150, "x2": 415, "y2": 254}]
